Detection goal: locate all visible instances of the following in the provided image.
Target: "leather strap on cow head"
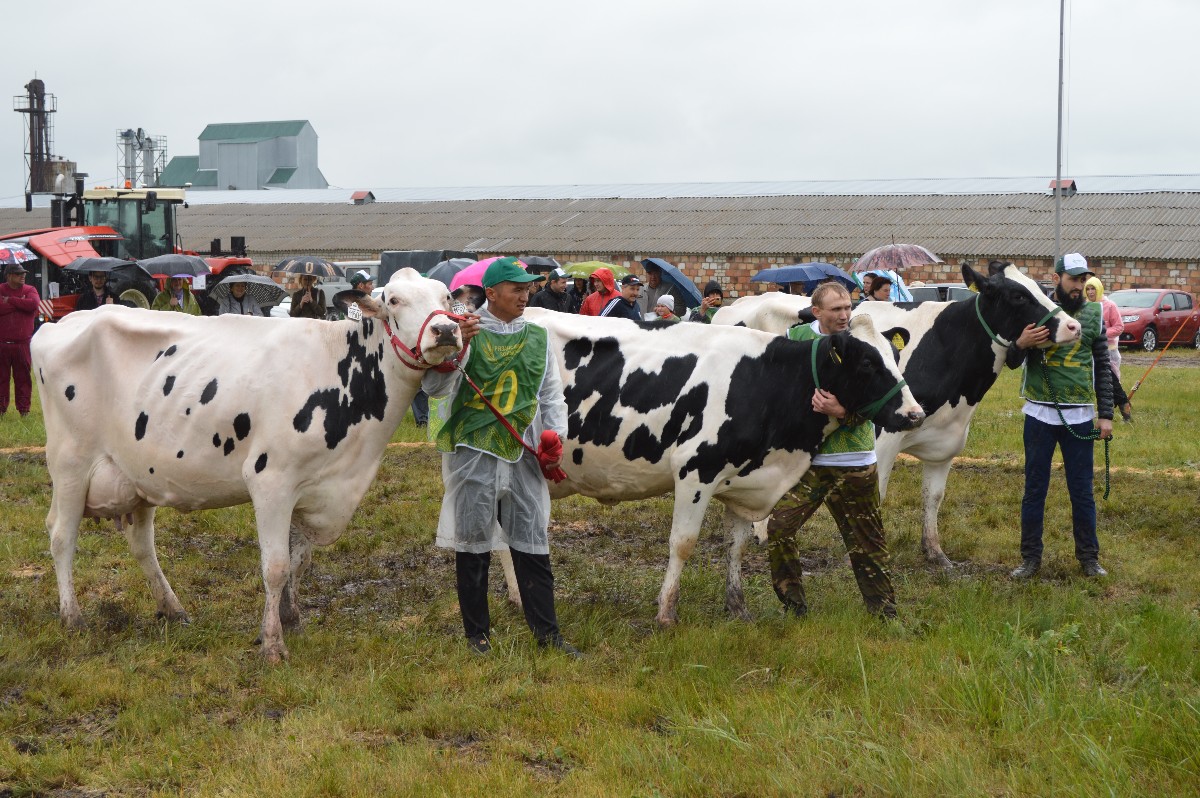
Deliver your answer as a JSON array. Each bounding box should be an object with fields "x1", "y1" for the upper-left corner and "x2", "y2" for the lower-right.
[
  {"x1": 382, "y1": 310, "x2": 468, "y2": 372},
  {"x1": 810, "y1": 335, "x2": 907, "y2": 421},
  {"x1": 975, "y1": 293, "x2": 1062, "y2": 347}
]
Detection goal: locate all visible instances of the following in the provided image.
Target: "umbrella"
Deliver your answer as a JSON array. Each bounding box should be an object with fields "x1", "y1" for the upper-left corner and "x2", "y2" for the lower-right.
[
  {"x1": 207, "y1": 274, "x2": 288, "y2": 308},
  {"x1": 749, "y1": 263, "x2": 857, "y2": 295},
  {"x1": 519, "y1": 255, "x2": 562, "y2": 273},
  {"x1": 64, "y1": 256, "x2": 145, "y2": 275},
  {"x1": 140, "y1": 253, "x2": 212, "y2": 277},
  {"x1": 0, "y1": 242, "x2": 36, "y2": 265},
  {"x1": 564, "y1": 260, "x2": 630, "y2": 280},
  {"x1": 640, "y1": 257, "x2": 703, "y2": 309},
  {"x1": 854, "y1": 243, "x2": 942, "y2": 273},
  {"x1": 449, "y1": 257, "x2": 504, "y2": 292},
  {"x1": 275, "y1": 255, "x2": 344, "y2": 279},
  {"x1": 426, "y1": 257, "x2": 477, "y2": 288}
]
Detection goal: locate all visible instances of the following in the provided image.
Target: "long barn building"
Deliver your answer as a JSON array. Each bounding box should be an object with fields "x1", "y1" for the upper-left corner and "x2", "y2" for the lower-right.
[{"x1": 4, "y1": 174, "x2": 1198, "y2": 295}]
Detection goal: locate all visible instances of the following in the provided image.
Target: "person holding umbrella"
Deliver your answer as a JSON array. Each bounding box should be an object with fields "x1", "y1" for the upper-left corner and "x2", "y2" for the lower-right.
[
  {"x1": 216, "y1": 280, "x2": 265, "y2": 316},
  {"x1": 74, "y1": 271, "x2": 120, "y2": 310},
  {"x1": 152, "y1": 275, "x2": 202, "y2": 315},
  {"x1": 0, "y1": 264, "x2": 40, "y2": 416},
  {"x1": 289, "y1": 275, "x2": 327, "y2": 320}
]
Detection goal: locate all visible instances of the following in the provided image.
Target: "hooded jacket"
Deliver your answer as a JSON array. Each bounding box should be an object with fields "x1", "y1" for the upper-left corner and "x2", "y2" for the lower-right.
[
  {"x1": 1085, "y1": 276, "x2": 1123, "y2": 346},
  {"x1": 579, "y1": 268, "x2": 616, "y2": 316}
]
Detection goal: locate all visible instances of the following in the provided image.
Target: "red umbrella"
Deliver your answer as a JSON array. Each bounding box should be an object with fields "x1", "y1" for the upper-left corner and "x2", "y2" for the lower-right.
[
  {"x1": 855, "y1": 243, "x2": 942, "y2": 273},
  {"x1": 0, "y1": 242, "x2": 36, "y2": 265}
]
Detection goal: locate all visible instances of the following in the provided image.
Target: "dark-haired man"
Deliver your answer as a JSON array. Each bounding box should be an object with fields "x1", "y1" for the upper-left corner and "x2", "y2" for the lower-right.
[
  {"x1": 599, "y1": 275, "x2": 644, "y2": 321},
  {"x1": 0, "y1": 264, "x2": 40, "y2": 416}
]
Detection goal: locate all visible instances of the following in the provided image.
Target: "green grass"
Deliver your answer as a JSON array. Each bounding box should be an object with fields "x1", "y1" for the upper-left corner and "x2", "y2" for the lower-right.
[{"x1": 1, "y1": 352, "x2": 1198, "y2": 796}]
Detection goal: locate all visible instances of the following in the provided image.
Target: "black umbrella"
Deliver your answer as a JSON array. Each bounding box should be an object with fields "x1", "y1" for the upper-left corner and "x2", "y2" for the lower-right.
[
  {"x1": 207, "y1": 274, "x2": 288, "y2": 308},
  {"x1": 64, "y1": 256, "x2": 143, "y2": 274},
  {"x1": 425, "y1": 257, "x2": 477, "y2": 287},
  {"x1": 519, "y1": 255, "x2": 561, "y2": 273},
  {"x1": 139, "y1": 253, "x2": 212, "y2": 277},
  {"x1": 276, "y1": 255, "x2": 344, "y2": 279}
]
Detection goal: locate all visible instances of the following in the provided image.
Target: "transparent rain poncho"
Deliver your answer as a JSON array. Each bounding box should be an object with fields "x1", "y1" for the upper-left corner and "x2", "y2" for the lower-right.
[{"x1": 422, "y1": 307, "x2": 568, "y2": 555}]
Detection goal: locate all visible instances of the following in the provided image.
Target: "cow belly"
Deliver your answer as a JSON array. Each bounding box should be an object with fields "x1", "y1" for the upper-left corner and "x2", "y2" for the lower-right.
[
  {"x1": 83, "y1": 457, "x2": 145, "y2": 518},
  {"x1": 554, "y1": 444, "x2": 678, "y2": 501},
  {"x1": 112, "y1": 453, "x2": 253, "y2": 510},
  {"x1": 892, "y1": 403, "x2": 973, "y2": 462}
]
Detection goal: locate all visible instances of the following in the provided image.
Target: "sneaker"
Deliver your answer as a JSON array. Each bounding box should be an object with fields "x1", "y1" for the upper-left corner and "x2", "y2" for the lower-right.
[
  {"x1": 1081, "y1": 560, "x2": 1108, "y2": 578},
  {"x1": 1010, "y1": 559, "x2": 1041, "y2": 580},
  {"x1": 538, "y1": 634, "x2": 583, "y2": 658},
  {"x1": 467, "y1": 634, "x2": 491, "y2": 655}
]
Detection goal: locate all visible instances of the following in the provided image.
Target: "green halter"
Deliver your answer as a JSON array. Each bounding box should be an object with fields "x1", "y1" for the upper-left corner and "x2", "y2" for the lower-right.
[
  {"x1": 974, "y1": 293, "x2": 1062, "y2": 346},
  {"x1": 810, "y1": 336, "x2": 907, "y2": 421}
]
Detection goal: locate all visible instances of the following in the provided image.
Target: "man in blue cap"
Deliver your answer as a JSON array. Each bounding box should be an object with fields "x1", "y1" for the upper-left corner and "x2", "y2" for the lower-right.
[
  {"x1": 423, "y1": 257, "x2": 579, "y2": 656},
  {"x1": 1006, "y1": 252, "x2": 1114, "y2": 579}
]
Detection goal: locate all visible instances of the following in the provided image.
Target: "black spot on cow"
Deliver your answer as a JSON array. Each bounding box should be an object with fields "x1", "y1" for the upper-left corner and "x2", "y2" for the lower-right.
[
  {"x1": 200, "y1": 379, "x2": 218, "y2": 405},
  {"x1": 692, "y1": 491, "x2": 702, "y2": 504},
  {"x1": 163, "y1": 375, "x2": 176, "y2": 396},
  {"x1": 223, "y1": 437, "x2": 235, "y2": 456},
  {"x1": 293, "y1": 326, "x2": 389, "y2": 449},
  {"x1": 176, "y1": 450, "x2": 184, "y2": 459},
  {"x1": 65, "y1": 385, "x2": 75, "y2": 401},
  {"x1": 572, "y1": 449, "x2": 583, "y2": 466},
  {"x1": 618, "y1": 355, "x2": 698, "y2": 414},
  {"x1": 135, "y1": 412, "x2": 149, "y2": 441},
  {"x1": 254, "y1": 453, "x2": 268, "y2": 473},
  {"x1": 233, "y1": 413, "x2": 251, "y2": 440},
  {"x1": 39, "y1": 368, "x2": 45, "y2": 385},
  {"x1": 155, "y1": 350, "x2": 163, "y2": 360},
  {"x1": 148, "y1": 467, "x2": 155, "y2": 474},
  {"x1": 563, "y1": 338, "x2": 625, "y2": 448},
  {"x1": 212, "y1": 433, "x2": 221, "y2": 448},
  {"x1": 164, "y1": 345, "x2": 177, "y2": 357},
  {"x1": 621, "y1": 384, "x2": 708, "y2": 464},
  {"x1": 186, "y1": 407, "x2": 191, "y2": 416}
]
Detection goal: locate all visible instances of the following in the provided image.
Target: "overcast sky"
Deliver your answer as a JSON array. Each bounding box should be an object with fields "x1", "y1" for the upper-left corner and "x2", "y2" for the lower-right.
[{"x1": 3, "y1": 0, "x2": 1196, "y2": 202}]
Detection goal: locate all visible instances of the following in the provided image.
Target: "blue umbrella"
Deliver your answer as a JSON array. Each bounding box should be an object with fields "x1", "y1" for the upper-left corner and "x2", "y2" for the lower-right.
[
  {"x1": 640, "y1": 258, "x2": 703, "y2": 308},
  {"x1": 750, "y1": 263, "x2": 857, "y2": 294}
]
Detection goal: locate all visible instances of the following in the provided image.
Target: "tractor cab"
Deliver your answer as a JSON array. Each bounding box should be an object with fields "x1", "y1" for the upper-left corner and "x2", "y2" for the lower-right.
[{"x1": 82, "y1": 187, "x2": 184, "y2": 261}]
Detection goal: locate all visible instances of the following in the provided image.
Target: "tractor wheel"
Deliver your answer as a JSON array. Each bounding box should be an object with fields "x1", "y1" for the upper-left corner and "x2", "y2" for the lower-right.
[
  {"x1": 120, "y1": 288, "x2": 151, "y2": 309},
  {"x1": 1140, "y1": 326, "x2": 1157, "y2": 352}
]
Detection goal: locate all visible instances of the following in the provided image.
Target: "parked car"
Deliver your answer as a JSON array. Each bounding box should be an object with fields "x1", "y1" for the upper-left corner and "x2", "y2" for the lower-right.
[
  {"x1": 903, "y1": 283, "x2": 975, "y2": 305},
  {"x1": 1109, "y1": 288, "x2": 1200, "y2": 351}
]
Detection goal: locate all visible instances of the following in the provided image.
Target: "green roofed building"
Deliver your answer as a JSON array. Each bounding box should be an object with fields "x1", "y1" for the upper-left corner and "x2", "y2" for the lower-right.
[{"x1": 159, "y1": 120, "x2": 328, "y2": 191}]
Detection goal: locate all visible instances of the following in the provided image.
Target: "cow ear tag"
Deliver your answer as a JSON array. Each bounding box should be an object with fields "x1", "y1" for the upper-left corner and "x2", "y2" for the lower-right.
[
  {"x1": 347, "y1": 303, "x2": 364, "y2": 322},
  {"x1": 830, "y1": 349, "x2": 842, "y2": 365}
]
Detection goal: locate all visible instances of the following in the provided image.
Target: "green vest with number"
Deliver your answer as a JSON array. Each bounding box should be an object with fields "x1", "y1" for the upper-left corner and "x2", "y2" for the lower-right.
[
  {"x1": 436, "y1": 323, "x2": 548, "y2": 462},
  {"x1": 787, "y1": 323, "x2": 875, "y2": 455},
  {"x1": 1021, "y1": 301, "x2": 1102, "y2": 405}
]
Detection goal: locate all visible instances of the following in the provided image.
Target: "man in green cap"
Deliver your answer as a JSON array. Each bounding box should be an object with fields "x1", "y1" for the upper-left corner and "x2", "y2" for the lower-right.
[
  {"x1": 423, "y1": 257, "x2": 579, "y2": 656},
  {"x1": 1006, "y1": 252, "x2": 1114, "y2": 580}
]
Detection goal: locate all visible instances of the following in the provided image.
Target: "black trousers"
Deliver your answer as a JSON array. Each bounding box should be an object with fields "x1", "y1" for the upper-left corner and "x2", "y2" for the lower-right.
[{"x1": 455, "y1": 548, "x2": 560, "y2": 642}]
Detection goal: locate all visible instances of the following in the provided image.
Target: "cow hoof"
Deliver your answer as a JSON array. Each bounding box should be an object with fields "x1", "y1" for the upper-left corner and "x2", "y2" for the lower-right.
[
  {"x1": 61, "y1": 613, "x2": 86, "y2": 631},
  {"x1": 726, "y1": 604, "x2": 753, "y2": 622},
  {"x1": 929, "y1": 554, "x2": 954, "y2": 570},
  {"x1": 156, "y1": 610, "x2": 191, "y2": 625},
  {"x1": 655, "y1": 614, "x2": 678, "y2": 629},
  {"x1": 260, "y1": 644, "x2": 289, "y2": 664}
]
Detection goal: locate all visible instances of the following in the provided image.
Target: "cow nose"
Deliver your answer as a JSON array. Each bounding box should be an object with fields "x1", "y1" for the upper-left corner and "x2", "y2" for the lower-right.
[
  {"x1": 1064, "y1": 319, "x2": 1080, "y2": 336},
  {"x1": 907, "y1": 409, "x2": 926, "y2": 425},
  {"x1": 431, "y1": 322, "x2": 460, "y2": 346}
]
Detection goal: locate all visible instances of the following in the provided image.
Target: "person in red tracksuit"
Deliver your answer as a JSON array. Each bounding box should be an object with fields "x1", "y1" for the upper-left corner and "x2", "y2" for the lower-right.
[{"x1": 0, "y1": 264, "x2": 41, "y2": 416}]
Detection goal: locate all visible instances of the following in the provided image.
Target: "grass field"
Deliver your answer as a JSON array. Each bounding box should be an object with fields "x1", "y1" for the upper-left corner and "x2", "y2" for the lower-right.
[{"x1": 1, "y1": 349, "x2": 1198, "y2": 796}]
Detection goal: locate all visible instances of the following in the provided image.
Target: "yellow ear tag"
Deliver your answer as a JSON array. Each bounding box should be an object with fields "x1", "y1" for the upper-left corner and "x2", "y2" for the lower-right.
[
  {"x1": 892, "y1": 333, "x2": 906, "y2": 350},
  {"x1": 830, "y1": 350, "x2": 842, "y2": 365}
]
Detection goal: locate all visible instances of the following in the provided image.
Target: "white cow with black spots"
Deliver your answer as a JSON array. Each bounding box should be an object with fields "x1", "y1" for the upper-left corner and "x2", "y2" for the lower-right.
[{"x1": 32, "y1": 269, "x2": 462, "y2": 662}]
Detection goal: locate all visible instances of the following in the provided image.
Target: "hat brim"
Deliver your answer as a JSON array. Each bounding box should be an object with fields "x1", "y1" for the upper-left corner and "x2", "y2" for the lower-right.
[{"x1": 484, "y1": 273, "x2": 542, "y2": 288}]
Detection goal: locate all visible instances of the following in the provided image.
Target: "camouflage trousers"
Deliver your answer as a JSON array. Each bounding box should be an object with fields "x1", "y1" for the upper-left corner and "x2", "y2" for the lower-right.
[{"x1": 766, "y1": 463, "x2": 896, "y2": 617}]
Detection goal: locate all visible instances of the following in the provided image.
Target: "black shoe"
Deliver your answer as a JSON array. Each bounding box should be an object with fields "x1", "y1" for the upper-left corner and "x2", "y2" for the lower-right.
[
  {"x1": 467, "y1": 634, "x2": 491, "y2": 655},
  {"x1": 1011, "y1": 559, "x2": 1041, "y2": 580},
  {"x1": 538, "y1": 634, "x2": 582, "y2": 658},
  {"x1": 1081, "y1": 560, "x2": 1108, "y2": 578}
]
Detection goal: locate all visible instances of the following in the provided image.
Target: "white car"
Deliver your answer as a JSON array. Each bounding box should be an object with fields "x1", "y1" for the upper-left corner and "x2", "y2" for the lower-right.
[{"x1": 270, "y1": 298, "x2": 291, "y2": 318}]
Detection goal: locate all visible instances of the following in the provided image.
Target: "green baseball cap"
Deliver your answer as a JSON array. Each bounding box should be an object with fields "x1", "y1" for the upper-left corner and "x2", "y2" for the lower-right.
[{"x1": 482, "y1": 257, "x2": 539, "y2": 288}]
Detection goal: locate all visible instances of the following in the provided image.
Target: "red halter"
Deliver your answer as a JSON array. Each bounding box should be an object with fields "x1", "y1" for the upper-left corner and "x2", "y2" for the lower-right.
[{"x1": 381, "y1": 310, "x2": 468, "y2": 371}]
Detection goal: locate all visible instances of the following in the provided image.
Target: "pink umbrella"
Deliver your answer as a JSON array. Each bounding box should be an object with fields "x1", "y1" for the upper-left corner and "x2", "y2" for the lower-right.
[{"x1": 449, "y1": 256, "x2": 505, "y2": 292}]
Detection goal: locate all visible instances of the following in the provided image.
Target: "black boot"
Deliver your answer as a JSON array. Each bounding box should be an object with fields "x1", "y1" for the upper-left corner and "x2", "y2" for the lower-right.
[{"x1": 510, "y1": 549, "x2": 580, "y2": 657}]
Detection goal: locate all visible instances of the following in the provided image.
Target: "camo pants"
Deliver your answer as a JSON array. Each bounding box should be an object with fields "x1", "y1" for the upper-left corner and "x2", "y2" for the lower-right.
[{"x1": 766, "y1": 463, "x2": 896, "y2": 617}]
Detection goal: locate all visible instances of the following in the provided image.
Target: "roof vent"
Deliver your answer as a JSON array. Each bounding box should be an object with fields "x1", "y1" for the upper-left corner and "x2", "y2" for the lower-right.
[
  {"x1": 351, "y1": 190, "x2": 375, "y2": 205},
  {"x1": 1048, "y1": 178, "x2": 1077, "y2": 196}
]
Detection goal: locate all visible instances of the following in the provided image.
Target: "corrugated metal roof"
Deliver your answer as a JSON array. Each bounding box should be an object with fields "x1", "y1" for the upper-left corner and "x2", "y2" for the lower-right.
[{"x1": 198, "y1": 120, "x2": 309, "y2": 142}]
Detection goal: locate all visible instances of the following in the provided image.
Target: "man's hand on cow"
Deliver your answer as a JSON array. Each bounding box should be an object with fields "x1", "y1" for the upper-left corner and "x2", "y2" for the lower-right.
[
  {"x1": 1097, "y1": 418, "x2": 1113, "y2": 440},
  {"x1": 1015, "y1": 324, "x2": 1050, "y2": 349},
  {"x1": 812, "y1": 388, "x2": 847, "y2": 419},
  {"x1": 458, "y1": 313, "x2": 482, "y2": 345}
]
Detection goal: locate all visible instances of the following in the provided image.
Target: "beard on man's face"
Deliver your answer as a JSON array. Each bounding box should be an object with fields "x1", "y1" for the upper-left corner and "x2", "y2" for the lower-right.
[{"x1": 1056, "y1": 283, "x2": 1085, "y2": 314}]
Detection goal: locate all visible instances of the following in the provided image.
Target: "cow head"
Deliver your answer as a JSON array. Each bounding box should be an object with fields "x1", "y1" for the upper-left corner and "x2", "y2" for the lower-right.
[
  {"x1": 821, "y1": 315, "x2": 925, "y2": 432},
  {"x1": 964, "y1": 262, "x2": 1081, "y2": 347},
  {"x1": 353, "y1": 268, "x2": 463, "y2": 367}
]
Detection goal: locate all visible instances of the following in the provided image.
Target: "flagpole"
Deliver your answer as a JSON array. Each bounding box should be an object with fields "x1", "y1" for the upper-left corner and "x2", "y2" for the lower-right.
[{"x1": 1054, "y1": 0, "x2": 1066, "y2": 264}]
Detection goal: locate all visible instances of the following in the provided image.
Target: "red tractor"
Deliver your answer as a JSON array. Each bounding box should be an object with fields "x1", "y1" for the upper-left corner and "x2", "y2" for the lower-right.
[{"x1": 1, "y1": 181, "x2": 253, "y2": 319}]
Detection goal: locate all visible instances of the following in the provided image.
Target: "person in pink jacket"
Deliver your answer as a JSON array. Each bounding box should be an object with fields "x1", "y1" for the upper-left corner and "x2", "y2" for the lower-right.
[{"x1": 0, "y1": 263, "x2": 41, "y2": 416}]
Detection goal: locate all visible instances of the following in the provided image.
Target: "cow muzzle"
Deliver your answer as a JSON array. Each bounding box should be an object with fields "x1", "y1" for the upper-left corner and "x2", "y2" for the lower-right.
[{"x1": 383, "y1": 311, "x2": 465, "y2": 370}]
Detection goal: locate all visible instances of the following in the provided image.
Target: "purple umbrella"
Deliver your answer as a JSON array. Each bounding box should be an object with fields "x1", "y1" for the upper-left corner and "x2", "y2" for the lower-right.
[{"x1": 855, "y1": 244, "x2": 942, "y2": 273}]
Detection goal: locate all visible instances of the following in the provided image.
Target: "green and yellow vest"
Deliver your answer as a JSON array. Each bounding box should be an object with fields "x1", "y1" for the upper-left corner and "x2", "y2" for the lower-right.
[
  {"x1": 787, "y1": 323, "x2": 875, "y2": 455},
  {"x1": 436, "y1": 323, "x2": 548, "y2": 462},
  {"x1": 1021, "y1": 301, "x2": 1102, "y2": 405}
]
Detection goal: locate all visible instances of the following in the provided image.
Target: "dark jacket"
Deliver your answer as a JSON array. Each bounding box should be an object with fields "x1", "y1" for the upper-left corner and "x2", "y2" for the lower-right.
[
  {"x1": 74, "y1": 286, "x2": 121, "y2": 311},
  {"x1": 289, "y1": 287, "x2": 327, "y2": 319},
  {"x1": 599, "y1": 295, "x2": 643, "y2": 322},
  {"x1": 528, "y1": 285, "x2": 573, "y2": 313}
]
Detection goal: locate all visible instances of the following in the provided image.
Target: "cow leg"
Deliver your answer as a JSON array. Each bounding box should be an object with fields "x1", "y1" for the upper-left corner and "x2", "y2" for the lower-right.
[
  {"x1": 722, "y1": 507, "x2": 754, "y2": 622},
  {"x1": 656, "y1": 489, "x2": 713, "y2": 627},
  {"x1": 279, "y1": 527, "x2": 312, "y2": 630},
  {"x1": 497, "y1": 547, "x2": 523, "y2": 608},
  {"x1": 921, "y1": 460, "x2": 955, "y2": 569},
  {"x1": 252, "y1": 502, "x2": 293, "y2": 663},
  {"x1": 47, "y1": 484, "x2": 87, "y2": 630},
  {"x1": 123, "y1": 506, "x2": 189, "y2": 623}
]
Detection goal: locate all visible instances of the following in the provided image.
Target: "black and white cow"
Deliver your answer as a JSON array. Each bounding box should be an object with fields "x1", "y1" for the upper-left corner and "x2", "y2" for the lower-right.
[
  {"x1": 521, "y1": 308, "x2": 925, "y2": 626},
  {"x1": 32, "y1": 269, "x2": 462, "y2": 662},
  {"x1": 721, "y1": 263, "x2": 1082, "y2": 568}
]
